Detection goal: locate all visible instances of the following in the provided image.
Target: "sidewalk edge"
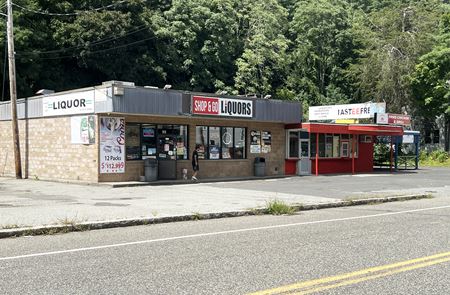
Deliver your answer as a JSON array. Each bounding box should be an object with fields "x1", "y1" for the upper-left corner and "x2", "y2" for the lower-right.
[{"x1": 0, "y1": 194, "x2": 431, "y2": 239}]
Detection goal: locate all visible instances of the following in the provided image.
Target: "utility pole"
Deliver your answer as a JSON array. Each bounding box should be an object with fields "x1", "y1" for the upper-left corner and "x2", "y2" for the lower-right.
[{"x1": 7, "y1": 0, "x2": 22, "y2": 179}]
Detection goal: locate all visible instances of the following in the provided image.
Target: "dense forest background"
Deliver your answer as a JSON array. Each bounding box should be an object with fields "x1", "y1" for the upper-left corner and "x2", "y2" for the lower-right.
[{"x1": 0, "y1": 0, "x2": 449, "y2": 125}]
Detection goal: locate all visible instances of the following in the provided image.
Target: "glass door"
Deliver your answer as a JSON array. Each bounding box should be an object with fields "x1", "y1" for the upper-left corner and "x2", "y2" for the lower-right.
[{"x1": 299, "y1": 131, "x2": 311, "y2": 175}]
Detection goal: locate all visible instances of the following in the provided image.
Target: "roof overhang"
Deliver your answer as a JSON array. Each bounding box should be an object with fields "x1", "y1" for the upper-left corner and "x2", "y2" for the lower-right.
[{"x1": 290, "y1": 123, "x2": 404, "y2": 136}]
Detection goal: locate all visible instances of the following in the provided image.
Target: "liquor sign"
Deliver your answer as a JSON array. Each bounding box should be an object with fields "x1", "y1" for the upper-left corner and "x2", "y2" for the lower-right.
[
  {"x1": 375, "y1": 113, "x2": 411, "y2": 126},
  {"x1": 309, "y1": 102, "x2": 386, "y2": 121},
  {"x1": 192, "y1": 96, "x2": 253, "y2": 118},
  {"x1": 100, "y1": 117, "x2": 125, "y2": 174},
  {"x1": 43, "y1": 91, "x2": 95, "y2": 117}
]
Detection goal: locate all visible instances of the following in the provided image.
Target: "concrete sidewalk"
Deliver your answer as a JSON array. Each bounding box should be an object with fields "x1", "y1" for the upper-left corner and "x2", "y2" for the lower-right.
[{"x1": 1, "y1": 169, "x2": 449, "y2": 237}]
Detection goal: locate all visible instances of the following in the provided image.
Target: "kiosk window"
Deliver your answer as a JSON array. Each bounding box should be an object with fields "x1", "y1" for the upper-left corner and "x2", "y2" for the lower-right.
[{"x1": 309, "y1": 133, "x2": 357, "y2": 159}]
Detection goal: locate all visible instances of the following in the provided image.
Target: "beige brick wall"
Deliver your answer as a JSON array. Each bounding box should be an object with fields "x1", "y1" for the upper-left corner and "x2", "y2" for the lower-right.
[
  {"x1": 1, "y1": 114, "x2": 287, "y2": 183},
  {"x1": 0, "y1": 117, "x2": 98, "y2": 182},
  {"x1": 99, "y1": 114, "x2": 286, "y2": 182}
]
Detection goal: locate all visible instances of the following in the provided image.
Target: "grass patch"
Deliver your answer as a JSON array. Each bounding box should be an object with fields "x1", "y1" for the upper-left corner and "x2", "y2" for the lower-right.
[
  {"x1": 266, "y1": 200, "x2": 295, "y2": 215},
  {"x1": 419, "y1": 150, "x2": 450, "y2": 167},
  {"x1": 1, "y1": 224, "x2": 20, "y2": 230},
  {"x1": 191, "y1": 212, "x2": 203, "y2": 221}
]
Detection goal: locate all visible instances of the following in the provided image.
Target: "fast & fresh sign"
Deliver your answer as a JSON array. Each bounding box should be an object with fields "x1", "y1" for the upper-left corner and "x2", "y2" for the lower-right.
[{"x1": 309, "y1": 102, "x2": 386, "y2": 121}]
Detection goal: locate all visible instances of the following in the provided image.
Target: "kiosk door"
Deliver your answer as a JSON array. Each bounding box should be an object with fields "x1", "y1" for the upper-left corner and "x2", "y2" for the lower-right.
[{"x1": 298, "y1": 132, "x2": 311, "y2": 175}]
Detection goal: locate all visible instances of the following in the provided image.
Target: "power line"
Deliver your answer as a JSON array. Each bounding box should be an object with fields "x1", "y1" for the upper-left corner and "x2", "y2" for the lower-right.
[
  {"x1": 16, "y1": 25, "x2": 150, "y2": 56},
  {"x1": 12, "y1": 1, "x2": 129, "y2": 16},
  {"x1": 26, "y1": 35, "x2": 157, "y2": 60}
]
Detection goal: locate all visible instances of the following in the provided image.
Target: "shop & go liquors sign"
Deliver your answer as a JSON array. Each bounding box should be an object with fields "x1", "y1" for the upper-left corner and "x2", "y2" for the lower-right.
[
  {"x1": 192, "y1": 96, "x2": 253, "y2": 118},
  {"x1": 309, "y1": 102, "x2": 386, "y2": 121}
]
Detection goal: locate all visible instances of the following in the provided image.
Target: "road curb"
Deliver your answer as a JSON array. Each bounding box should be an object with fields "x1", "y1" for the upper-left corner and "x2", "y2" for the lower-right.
[{"x1": 0, "y1": 194, "x2": 431, "y2": 239}]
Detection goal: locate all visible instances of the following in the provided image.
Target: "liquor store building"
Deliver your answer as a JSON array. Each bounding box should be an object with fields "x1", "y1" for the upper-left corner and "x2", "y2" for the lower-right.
[{"x1": 0, "y1": 81, "x2": 301, "y2": 183}]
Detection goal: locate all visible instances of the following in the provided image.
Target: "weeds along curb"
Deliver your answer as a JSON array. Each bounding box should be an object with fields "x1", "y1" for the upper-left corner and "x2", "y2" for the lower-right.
[{"x1": 0, "y1": 194, "x2": 431, "y2": 239}]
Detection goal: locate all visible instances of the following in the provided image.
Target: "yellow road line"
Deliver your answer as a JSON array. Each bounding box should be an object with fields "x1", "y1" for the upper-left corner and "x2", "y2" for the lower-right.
[
  {"x1": 248, "y1": 251, "x2": 450, "y2": 295},
  {"x1": 291, "y1": 255, "x2": 450, "y2": 294}
]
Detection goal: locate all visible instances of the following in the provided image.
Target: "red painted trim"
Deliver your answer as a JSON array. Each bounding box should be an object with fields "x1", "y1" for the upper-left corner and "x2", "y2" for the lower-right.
[
  {"x1": 352, "y1": 137, "x2": 355, "y2": 175},
  {"x1": 315, "y1": 133, "x2": 319, "y2": 176}
]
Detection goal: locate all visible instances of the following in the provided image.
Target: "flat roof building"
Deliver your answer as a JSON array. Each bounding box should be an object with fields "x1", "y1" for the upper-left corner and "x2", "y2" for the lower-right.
[{"x1": 0, "y1": 81, "x2": 302, "y2": 183}]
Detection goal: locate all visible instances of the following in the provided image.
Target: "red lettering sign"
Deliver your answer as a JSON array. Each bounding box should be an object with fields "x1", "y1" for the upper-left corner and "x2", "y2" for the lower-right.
[
  {"x1": 192, "y1": 96, "x2": 220, "y2": 115},
  {"x1": 388, "y1": 114, "x2": 411, "y2": 126}
]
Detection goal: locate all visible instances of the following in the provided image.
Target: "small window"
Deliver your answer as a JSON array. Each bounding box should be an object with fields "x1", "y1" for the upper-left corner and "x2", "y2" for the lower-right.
[
  {"x1": 289, "y1": 131, "x2": 299, "y2": 158},
  {"x1": 341, "y1": 142, "x2": 350, "y2": 157}
]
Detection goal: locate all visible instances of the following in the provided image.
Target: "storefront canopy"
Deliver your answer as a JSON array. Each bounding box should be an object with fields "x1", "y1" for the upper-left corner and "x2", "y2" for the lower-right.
[{"x1": 299, "y1": 123, "x2": 404, "y2": 136}]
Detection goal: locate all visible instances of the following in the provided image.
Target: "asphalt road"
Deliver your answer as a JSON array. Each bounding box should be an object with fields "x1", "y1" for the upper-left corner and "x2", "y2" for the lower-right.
[
  {"x1": 209, "y1": 167, "x2": 450, "y2": 198},
  {"x1": 1, "y1": 196, "x2": 449, "y2": 295}
]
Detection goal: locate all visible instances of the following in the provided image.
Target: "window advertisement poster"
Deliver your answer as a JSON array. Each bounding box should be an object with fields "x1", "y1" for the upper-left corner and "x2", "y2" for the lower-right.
[
  {"x1": 250, "y1": 130, "x2": 261, "y2": 154},
  {"x1": 209, "y1": 146, "x2": 220, "y2": 159},
  {"x1": 142, "y1": 128, "x2": 155, "y2": 137},
  {"x1": 100, "y1": 117, "x2": 125, "y2": 173},
  {"x1": 261, "y1": 131, "x2": 272, "y2": 153},
  {"x1": 71, "y1": 115, "x2": 95, "y2": 144}
]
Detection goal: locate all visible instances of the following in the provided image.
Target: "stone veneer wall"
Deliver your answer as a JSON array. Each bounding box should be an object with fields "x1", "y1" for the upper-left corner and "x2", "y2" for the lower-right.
[
  {"x1": 98, "y1": 114, "x2": 286, "y2": 182},
  {"x1": 0, "y1": 117, "x2": 98, "y2": 182}
]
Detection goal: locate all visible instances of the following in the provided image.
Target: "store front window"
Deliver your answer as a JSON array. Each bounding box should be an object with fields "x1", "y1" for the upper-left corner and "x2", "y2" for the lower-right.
[
  {"x1": 310, "y1": 134, "x2": 358, "y2": 158},
  {"x1": 125, "y1": 124, "x2": 188, "y2": 160},
  {"x1": 196, "y1": 126, "x2": 247, "y2": 160}
]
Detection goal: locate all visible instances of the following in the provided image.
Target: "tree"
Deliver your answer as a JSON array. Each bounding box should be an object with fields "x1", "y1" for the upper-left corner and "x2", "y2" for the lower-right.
[
  {"x1": 348, "y1": 0, "x2": 442, "y2": 113},
  {"x1": 285, "y1": 0, "x2": 357, "y2": 106},
  {"x1": 411, "y1": 12, "x2": 450, "y2": 150}
]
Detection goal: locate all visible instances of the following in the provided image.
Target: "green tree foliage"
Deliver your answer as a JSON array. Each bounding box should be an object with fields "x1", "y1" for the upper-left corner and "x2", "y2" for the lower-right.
[
  {"x1": 0, "y1": 0, "x2": 447, "y2": 127},
  {"x1": 348, "y1": 0, "x2": 442, "y2": 113},
  {"x1": 234, "y1": 0, "x2": 289, "y2": 97},
  {"x1": 411, "y1": 12, "x2": 450, "y2": 121},
  {"x1": 286, "y1": 0, "x2": 357, "y2": 106}
]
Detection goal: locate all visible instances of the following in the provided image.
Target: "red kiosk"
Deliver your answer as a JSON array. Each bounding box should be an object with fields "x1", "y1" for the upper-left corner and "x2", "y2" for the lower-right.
[{"x1": 285, "y1": 103, "x2": 404, "y2": 176}]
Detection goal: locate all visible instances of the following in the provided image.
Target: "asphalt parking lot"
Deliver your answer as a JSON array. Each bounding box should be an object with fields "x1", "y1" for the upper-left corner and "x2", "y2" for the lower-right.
[{"x1": 0, "y1": 167, "x2": 449, "y2": 229}]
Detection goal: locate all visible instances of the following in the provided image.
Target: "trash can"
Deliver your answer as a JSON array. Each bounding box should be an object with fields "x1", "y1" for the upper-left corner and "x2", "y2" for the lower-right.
[
  {"x1": 254, "y1": 157, "x2": 266, "y2": 177},
  {"x1": 144, "y1": 158, "x2": 158, "y2": 182}
]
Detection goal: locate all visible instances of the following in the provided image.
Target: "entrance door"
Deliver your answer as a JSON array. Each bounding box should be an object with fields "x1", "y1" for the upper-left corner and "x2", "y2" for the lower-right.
[
  {"x1": 157, "y1": 126, "x2": 177, "y2": 180},
  {"x1": 298, "y1": 132, "x2": 311, "y2": 175}
]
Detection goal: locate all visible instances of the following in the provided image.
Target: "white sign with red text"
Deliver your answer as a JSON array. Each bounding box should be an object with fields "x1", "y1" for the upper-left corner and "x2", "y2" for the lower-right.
[
  {"x1": 309, "y1": 102, "x2": 386, "y2": 121},
  {"x1": 192, "y1": 96, "x2": 253, "y2": 118},
  {"x1": 100, "y1": 117, "x2": 125, "y2": 174}
]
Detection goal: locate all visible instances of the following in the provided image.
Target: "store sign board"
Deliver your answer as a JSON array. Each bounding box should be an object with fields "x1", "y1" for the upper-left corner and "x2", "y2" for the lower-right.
[
  {"x1": 375, "y1": 113, "x2": 411, "y2": 126},
  {"x1": 192, "y1": 96, "x2": 253, "y2": 118},
  {"x1": 403, "y1": 135, "x2": 415, "y2": 144},
  {"x1": 43, "y1": 91, "x2": 95, "y2": 116},
  {"x1": 100, "y1": 117, "x2": 125, "y2": 174},
  {"x1": 309, "y1": 102, "x2": 386, "y2": 121}
]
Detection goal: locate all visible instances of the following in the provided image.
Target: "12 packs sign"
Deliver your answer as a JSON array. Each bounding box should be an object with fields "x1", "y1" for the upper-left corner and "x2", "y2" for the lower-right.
[
  {"x1": 192, "y1": 96, "x2": 253, "y2": 118},
  {"x1": 100, "y1": 117, "x2": 125, "y2": 174}
]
